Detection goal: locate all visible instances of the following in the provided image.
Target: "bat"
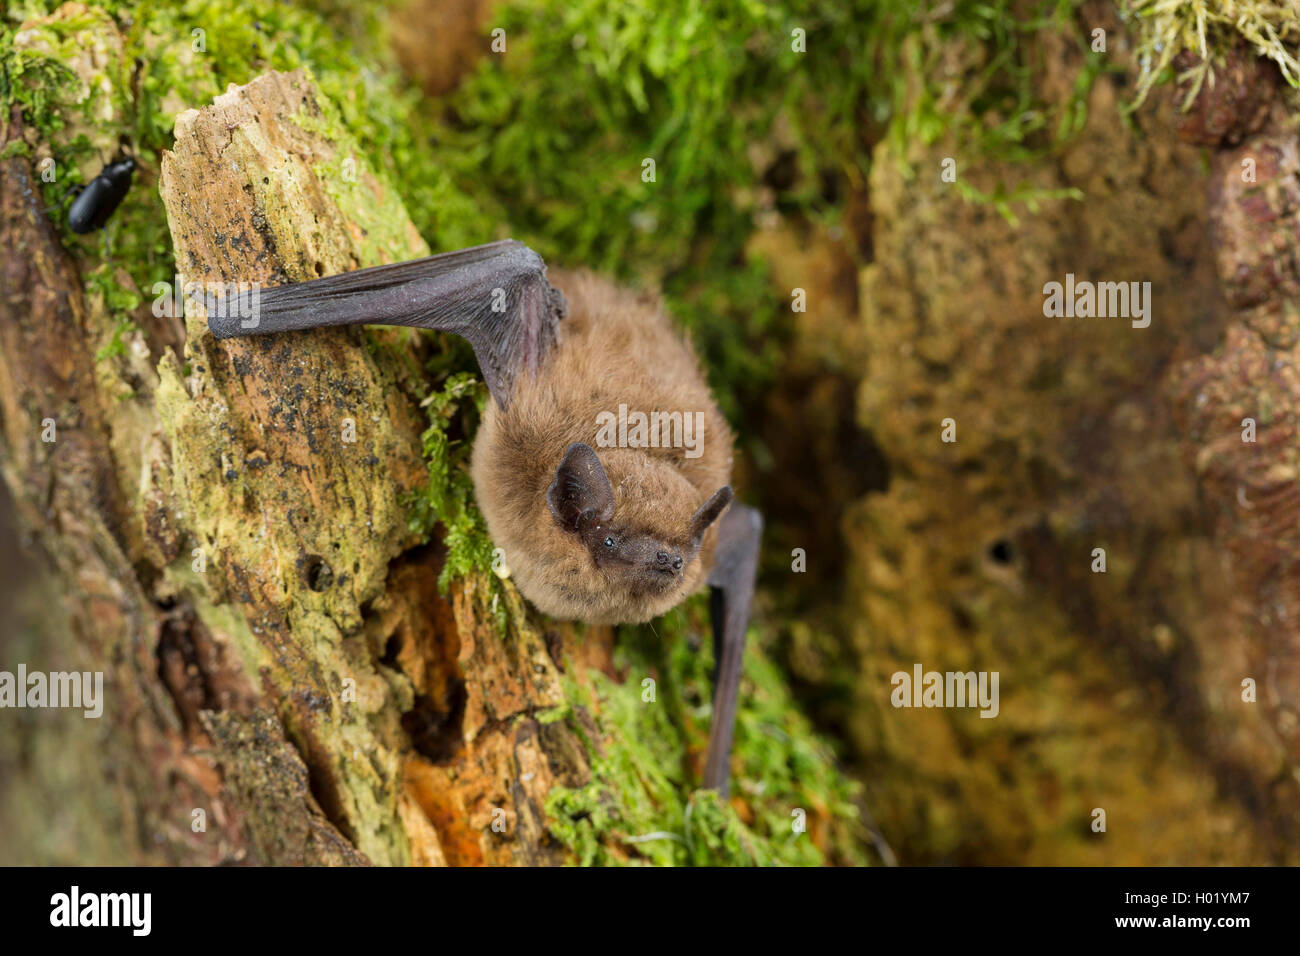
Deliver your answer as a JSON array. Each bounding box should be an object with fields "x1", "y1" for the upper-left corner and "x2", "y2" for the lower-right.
[
  {"x1": 207, "y1": 239, "x2": 762, "y2": 795},
  {"x1": 68, "y1": 156, "x2": 135, "y2": 233}
]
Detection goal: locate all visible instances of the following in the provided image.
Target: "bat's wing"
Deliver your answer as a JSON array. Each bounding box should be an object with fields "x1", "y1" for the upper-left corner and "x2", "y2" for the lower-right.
[
  {"x1": 205, "y1": 239, "x2": 567, "y2": 408},
  {"x1": 702, "y1": 502, "x2": 763, "y2": 795}
]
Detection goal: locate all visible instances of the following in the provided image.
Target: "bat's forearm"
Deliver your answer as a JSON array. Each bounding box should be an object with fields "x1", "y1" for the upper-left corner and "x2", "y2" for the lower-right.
[
  {"x1": 204, "y1": 238, "x2": 566, "y2": 408},
  {"x1": 205, "y1": 239, "x2": 559, "y2": 336}
]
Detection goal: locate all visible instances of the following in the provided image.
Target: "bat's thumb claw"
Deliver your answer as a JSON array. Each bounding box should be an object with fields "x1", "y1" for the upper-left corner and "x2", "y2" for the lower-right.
[{"x1": 203, "y1": 286, "x2": 264, "y2": 338}]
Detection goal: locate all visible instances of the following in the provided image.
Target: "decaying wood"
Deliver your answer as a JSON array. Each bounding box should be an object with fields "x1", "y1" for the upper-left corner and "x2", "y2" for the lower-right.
[
  {"x1": 157, "y1": 69, "x2": 625, "y2": 865},
  {"x1": 1170, "y1": 49, "x2": 1300, "y2": 780},
  {"x1": 0, "y1": 66, "x2": 618, "y2": 865},
  {"x1": 0, "y1": 103, "x2": 260, "y2": 864}
]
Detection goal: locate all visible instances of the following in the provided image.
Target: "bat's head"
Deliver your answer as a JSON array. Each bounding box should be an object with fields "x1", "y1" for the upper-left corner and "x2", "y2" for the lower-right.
[{"x1": 546, "y1": 442, "x2": 731, "y2": 612}]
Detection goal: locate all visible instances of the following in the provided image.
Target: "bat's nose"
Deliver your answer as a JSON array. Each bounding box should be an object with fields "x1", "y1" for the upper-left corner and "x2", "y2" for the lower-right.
[{"x1": 656, "y1": 552, "x2": 684, "y2": 573}]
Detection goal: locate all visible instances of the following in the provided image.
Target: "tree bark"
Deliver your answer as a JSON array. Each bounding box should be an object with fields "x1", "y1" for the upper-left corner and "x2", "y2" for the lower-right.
[{"x1": 0, "y1": 67, "x2": 615, "y2": 866}]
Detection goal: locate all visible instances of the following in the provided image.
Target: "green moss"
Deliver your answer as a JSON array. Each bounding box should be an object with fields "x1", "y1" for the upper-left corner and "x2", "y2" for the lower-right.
[
  {"x1": 418, "y1": 0, "x2": 883, "y2": 417},
  {"x1": 869, "y1": 1, "x2": 1104, "y2": 226},
  {"x1": 877, "y1": 2, "x2": 1105, "y2": 159},
  {"x1": 953, "y1": 179, "x2": 1084, "y2": 229},
  {"x1": 3, "y1": 3, "x2": 131, "y2": 175},
  {"x1": 1124, "y1": 0, "x2": 1300, "y2": 107},
  {"x1": 545, "y1": 598, "x2": 870, "y2": 866},
  {"x1": 84, "y1": 263, "x2": 142, "y2": 360},
  {"x1": 404, "y1": 369, "x2": 498, "y2": 590}
]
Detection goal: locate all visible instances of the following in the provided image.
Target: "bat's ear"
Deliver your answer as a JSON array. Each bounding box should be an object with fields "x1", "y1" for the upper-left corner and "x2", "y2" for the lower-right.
[
  {"x1": 547, "y1": 443, "x2": 616, "y2": 532},
  {"x1": 689, "y1": 486, "x2": 733, "y2": 544}
]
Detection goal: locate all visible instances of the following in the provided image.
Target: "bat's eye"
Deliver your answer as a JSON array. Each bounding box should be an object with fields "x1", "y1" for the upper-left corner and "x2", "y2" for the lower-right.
[{"x1": 604, "y1": 536, "x2": 616, "y2": 549}]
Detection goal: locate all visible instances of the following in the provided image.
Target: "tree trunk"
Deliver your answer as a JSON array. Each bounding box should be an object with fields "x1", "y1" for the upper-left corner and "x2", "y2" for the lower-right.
[{"x1": 0, "y1": 67, "x2": 614, "y2": 866}]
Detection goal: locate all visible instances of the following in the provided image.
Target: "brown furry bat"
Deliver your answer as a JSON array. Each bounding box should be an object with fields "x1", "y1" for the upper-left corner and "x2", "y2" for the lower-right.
[
  {"x1": 208, "y1": 240, "x2": 762, "y2": 793},
  {"x1": 471, "y1": 270, "x2": 734, "y2": 625}
]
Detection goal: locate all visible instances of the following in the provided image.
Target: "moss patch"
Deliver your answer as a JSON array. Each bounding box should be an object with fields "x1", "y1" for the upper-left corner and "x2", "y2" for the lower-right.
[
  {"x1": 545, "y1": 597, "x2": 870, "y2": 866},
  {"x1": 1125, "y1": 0, "x2": 1300, "y2": 106}
]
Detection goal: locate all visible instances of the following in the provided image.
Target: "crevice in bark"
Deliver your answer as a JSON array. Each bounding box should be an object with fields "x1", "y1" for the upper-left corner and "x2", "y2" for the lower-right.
[{"x1": 402, "y1": 685, "x2": 468, "y2": 764}]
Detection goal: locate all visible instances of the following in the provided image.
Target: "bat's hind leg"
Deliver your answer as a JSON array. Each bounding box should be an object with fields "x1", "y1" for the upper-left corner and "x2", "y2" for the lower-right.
[{"x1": 702, "y1": 502, "x2": 763, "y2": 795}]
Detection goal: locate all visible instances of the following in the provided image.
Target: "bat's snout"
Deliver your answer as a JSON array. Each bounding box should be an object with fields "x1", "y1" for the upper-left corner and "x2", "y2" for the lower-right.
[{"x1": 654, "y1": 551, "x2": 685, "y2": 573}]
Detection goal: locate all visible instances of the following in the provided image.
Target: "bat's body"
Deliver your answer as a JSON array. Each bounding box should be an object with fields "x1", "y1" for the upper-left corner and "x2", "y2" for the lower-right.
[
  {"x1": 209, "y1": 241, "x2": 761, "y2": 794},
  {"x1": 472, "y1": 271, "x2": 733, "y2": 624}
]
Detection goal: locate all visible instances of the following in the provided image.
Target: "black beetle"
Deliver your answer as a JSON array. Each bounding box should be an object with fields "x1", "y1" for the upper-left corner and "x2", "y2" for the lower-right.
[{"x1": 68, "y1": 157, "x2": 135, "y2": 233}]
